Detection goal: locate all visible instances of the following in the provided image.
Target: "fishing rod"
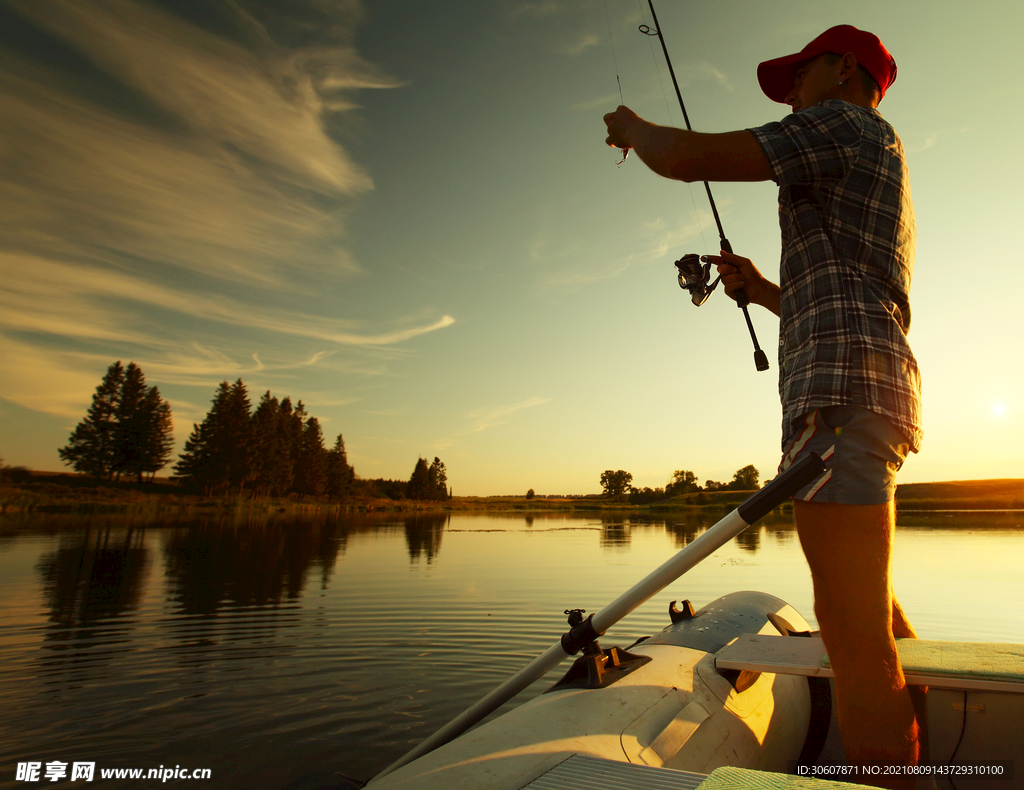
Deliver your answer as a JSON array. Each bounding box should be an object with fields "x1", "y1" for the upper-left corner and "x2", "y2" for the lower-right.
[{"x1": 639, "y1": 0, "x2": 770, "y2": 373}]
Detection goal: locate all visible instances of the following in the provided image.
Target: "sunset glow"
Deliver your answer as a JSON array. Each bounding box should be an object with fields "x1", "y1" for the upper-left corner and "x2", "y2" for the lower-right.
[{"x1": 1, "y1": 0, "x2": 1022, "y2": 494}]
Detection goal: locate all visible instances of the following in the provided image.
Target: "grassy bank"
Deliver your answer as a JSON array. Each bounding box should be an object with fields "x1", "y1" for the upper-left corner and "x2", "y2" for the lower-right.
[
  {"x1": 894, "y1": 479, "x2": 1024, "y2": 510},
  {"x1": 2, "y1": 471, "x2": 1022, "y2": 517}
]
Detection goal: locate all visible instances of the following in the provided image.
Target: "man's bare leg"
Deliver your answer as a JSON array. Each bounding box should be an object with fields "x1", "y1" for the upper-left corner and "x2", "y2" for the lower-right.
[
  {"x1": 795, "y1": 499, "x2": 919, "y2": 789},
  {"x1": 892, "y1": 586, "x2": 930, "y2": 767}
]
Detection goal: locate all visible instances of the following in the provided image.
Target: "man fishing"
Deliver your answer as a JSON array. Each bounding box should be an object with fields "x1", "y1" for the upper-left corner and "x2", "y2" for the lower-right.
[{"x1": 604, "y1": 25, "x2": 922, "y2": 787}]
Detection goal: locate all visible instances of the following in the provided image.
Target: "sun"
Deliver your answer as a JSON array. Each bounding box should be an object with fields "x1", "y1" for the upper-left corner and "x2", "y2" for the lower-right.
[{"x1": 990, "y1": 402, "x2": 1008, "y2": 419}]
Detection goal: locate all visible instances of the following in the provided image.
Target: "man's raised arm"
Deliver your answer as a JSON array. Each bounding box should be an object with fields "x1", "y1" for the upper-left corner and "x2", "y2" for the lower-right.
[{"x1": 603, "y1": 106, "x2": 774, "y2": 183}]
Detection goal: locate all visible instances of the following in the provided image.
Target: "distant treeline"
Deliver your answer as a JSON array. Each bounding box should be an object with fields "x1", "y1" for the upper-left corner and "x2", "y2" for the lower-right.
[
  {"x1": 600, "y1": 465, "x2": 762, "y2": 504},
  {"x1": 175, "y1": 379, "x2": 449, "y2": 501},
  {"x1": 57, "y1": 362, "x2": 450, "y2": 501}
]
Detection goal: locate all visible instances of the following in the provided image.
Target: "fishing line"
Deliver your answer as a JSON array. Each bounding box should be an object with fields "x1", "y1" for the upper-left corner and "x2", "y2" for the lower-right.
[
  {"x1": 602, "y1": 0, "x2": 629, "y2": 166},
  {"x1": 603, "y1": 0, "x2": 624, "y2": 105},
  {"x1": 633, "y1": 0, "x2": 711, "y2": 261}
]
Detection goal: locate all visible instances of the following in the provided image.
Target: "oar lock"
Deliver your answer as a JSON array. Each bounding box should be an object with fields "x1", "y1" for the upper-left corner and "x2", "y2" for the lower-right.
[{"x1": 554, "y1": 609, "x2": 651, "y2": 691}]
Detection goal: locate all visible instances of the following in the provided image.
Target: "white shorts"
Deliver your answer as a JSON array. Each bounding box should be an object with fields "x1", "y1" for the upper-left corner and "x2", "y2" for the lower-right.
[{"x1": 779, "y1": 406, "x2": 911, "y2": 505}]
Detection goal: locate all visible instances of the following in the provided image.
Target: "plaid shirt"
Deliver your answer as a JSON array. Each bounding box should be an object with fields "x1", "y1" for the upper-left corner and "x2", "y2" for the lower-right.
[{"x1": 749, "y1": 101, "x2": 922, "y2": 452}]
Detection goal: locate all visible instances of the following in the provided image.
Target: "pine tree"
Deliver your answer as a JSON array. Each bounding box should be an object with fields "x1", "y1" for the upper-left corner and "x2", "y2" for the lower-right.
[
  {"x1": 325, "y1": 434, "x2": 355, "y2": 500},
  {"x1": 428, "y1": 457, "x2": 448, "y2": 501},
  {"x1": 174, "y1": 380, "x2": 253, "y2": 494},
  {"x1": 294, "y1": 416, "x2": 327, "y2": 497},
  {"x1": 407, "y1": 457, "x2": 431, "y2": 500},
  {"x1": 139, "y1": 387, "x2": 174, "y2": 481},
  {"x1": 59, "y1": 362, "x2": 125, "y2": 478},
  {"x1": 59, "y1": 361, "x2": 175, "y2": 481},
  {"x1": 270, "y1": 397, "x2": 298, "y2": 495},
  {"x1": 111, "y1": 362, "x2": 150, "y2": 481},
  {"x1": 250, "y1": 391, "x2": 282, "y2": 497},
  {"x1": 222, "y1": 380, "x2": 254, "y2": 491},
  {"x1": 174, "y1": 421, "x2": 208, "y2": 486}
]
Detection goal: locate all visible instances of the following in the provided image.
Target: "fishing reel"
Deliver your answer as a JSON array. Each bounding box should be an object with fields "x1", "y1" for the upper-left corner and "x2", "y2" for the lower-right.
[
  {"x1": 674, "y1": 253, "x2": 722, "y2": 307},
  {"x1": 673, "y1": 252, "x2": 770, "y2": 372}
]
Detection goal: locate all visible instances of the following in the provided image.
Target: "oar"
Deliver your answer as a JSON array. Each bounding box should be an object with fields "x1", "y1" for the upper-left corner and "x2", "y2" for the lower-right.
[{"x1": 370, "y1": 451, "x2": 825, "y2": 783}]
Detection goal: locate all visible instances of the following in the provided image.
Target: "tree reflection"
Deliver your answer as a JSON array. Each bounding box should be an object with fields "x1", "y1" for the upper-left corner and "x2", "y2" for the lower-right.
[
  {"x1": 599, "y1": 517, "x2": 631, "y2": 549},
  {"x1": 34, "y1": 526, "x2": 150, "y2": 661},
  {"x1": 162, "y1": 512, "x2": 343, "y2": 614},
  {"x1": 734, "y1": 525, "x2": 763, "y2": 553},
  {"x1": 666, "y1": 516, "x2": 709, "y2": 548},
  {"x1": 404, "y1": 513, "x2": 448, "y2": 563}
]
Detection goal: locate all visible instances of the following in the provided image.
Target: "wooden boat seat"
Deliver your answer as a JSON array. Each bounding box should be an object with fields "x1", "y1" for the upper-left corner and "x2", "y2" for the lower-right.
[{"x1": 715, "y1": 634, "x2": 1024, "y2": 694}]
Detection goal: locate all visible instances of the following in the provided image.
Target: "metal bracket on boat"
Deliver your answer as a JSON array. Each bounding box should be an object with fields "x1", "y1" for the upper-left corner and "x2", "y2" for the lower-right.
[
  {"x1": 669, "y1": 599, "x2": 696, "y2": 623},
  {"x1": 551, "y1": 609, "x2": 653, "y2": 690}
]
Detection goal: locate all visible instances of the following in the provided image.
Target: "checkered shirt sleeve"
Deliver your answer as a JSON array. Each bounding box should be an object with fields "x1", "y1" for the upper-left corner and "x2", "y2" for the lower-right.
[{"x1": 748, "y1": 101, "x2": 922, "y2": 452}]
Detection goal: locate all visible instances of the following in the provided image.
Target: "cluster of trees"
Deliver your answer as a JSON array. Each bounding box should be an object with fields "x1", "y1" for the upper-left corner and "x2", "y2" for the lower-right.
[
  {"x1": 59, "y1": 362, "x2": 174, "y2": 482},
  {"x1": 174, "y1": 380, "x2": 354, "y2": 498},
  {"x1": 351, "y1": 457, "x2": 450, "y2": 502},
  {"x1": 600, "y1": 465, "x2": 761, "y2": 503},
  {"x1": 53, "y1": 364, "x2": 454, "y2": 502},
  {"x1": 406, "y1": 457, "x2": 450, "y2": 501},
  {"x1": 173, "y1": 379, "x2": 451, "y2": 501}
]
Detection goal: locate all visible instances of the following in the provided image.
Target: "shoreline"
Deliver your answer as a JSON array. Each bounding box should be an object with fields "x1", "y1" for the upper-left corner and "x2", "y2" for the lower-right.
[{"x1": 2, "y1": 473, "x2": 1022, "y2": 517}]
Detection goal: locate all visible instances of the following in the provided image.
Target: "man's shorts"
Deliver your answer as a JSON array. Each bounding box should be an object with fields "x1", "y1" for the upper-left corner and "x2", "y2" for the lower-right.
[{"x1": 779, "y1": 405, "x2": 911, "y2": 505}]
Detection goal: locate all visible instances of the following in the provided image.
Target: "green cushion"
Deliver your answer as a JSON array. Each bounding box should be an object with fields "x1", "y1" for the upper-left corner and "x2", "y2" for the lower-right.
[
  {"x1": 697, "y1": 766, "x2": 877, "y2": 790},
  {"x1": 821, "y1": 640, "x2": 1024, "y2": 683}
]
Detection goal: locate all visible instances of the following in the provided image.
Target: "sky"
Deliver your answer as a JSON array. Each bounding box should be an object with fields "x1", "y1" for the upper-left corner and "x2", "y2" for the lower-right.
[{"x1": 1, "y1": 0, "x2": 1022, "y2": 496}]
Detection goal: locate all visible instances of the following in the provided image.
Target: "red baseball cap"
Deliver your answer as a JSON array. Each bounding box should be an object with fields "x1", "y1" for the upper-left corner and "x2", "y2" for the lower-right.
[{"x1": 757, "y1": 25, "x2": 897, "y2": 104}]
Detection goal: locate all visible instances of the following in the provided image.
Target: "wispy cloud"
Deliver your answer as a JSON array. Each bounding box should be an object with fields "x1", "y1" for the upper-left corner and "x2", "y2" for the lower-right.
[
  {"x1": 0, "y1": 253, "x2": 454, "y2": 349},
  {"x1": 537, "y1": 210, "x2": 718, "y2": 291},
  {"x1": 0, "y1": 2, "x2": 390, "y2": 288},
  {"x1": 464, "y1": 397, "x2": 550, "y2": 433},
  {"x1": 0, "y1": 0, "x2": 458, "y2": 423},
  {"x1": 905, "y1": 127, "x2": 970, "y2": 154},
  {"x1": 0, "y1": 338, "x2": 121, "y2": 421},
  {"x1": 567, "y1": 32, "x2": 600, "y2": 56},
  {"x1": 6, "y1": 0, "x2": 392, "y2": 195},
  {"x1": 695, "y1": 62, "x2": 734, "y2": 92}
]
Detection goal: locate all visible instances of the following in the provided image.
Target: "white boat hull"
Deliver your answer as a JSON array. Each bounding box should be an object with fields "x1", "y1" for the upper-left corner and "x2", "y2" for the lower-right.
[{"x1": 370, "y1": 591, "x2": 817, "y2": 790}]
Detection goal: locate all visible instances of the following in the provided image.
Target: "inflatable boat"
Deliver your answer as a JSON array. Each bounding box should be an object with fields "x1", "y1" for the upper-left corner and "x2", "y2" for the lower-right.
[
  {"x1": 368, "y1": 590, "x2": 825, "y2": 790},
  {"x1": 364, "y1": 454, "x2": 1024, "y2": 790}
]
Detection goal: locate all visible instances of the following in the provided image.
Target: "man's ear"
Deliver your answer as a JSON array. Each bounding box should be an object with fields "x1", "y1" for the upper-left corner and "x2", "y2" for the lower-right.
[{"x1": 839, "y1": 52, "x2": 860, "y2": 84}]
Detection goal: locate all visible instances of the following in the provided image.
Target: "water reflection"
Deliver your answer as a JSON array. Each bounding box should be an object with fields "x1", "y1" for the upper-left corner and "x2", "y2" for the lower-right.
[
  {"x1": 401, "y1": 513, "x2": 449, "y2": 563},
  {"x1": 162, "y1": 513, "x2": 344, "y2": 614},
  {"x1": 735, "y1": 527, "x2": 762, "y2": 553},
  {"x1": 666, "y1": 518, "x2": 709, "y2": 548},
  {"x1": 2, "y1": 509, "x2": 1022, "y2": 790},
  {"x1": 36, "y1": 527, "x2": 149, "y2": 623},
  {"x1": 598, "y1": 517, "x2": 631, "y2": 550}
]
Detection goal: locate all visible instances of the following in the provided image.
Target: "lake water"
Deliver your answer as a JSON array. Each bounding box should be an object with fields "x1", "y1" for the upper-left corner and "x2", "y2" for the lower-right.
[{"x1": 1, "y1": 508, "x2": 1022, "y2": 789}]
